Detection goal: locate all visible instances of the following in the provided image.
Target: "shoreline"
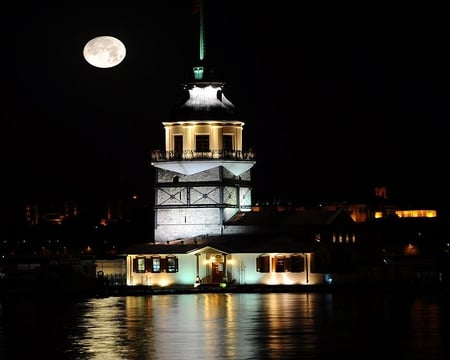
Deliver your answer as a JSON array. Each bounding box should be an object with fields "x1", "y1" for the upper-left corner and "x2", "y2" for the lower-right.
[
  {"x1": 2, "y1": 282, "x2": 449, "y2": 299},
  {"x1": 101, "y1": 282, "x2": 450, "y2": 297}
]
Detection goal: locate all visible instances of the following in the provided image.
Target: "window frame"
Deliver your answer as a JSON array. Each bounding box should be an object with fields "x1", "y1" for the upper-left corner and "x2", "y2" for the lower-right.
[{"x1": 151, "y1": 256, "x2": 161, "y2": 273}]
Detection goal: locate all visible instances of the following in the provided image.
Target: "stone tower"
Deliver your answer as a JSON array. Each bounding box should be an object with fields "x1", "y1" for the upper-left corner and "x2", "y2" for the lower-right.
[{"x1": 150, "y1": 0, "x2": 255, "y2": 243}]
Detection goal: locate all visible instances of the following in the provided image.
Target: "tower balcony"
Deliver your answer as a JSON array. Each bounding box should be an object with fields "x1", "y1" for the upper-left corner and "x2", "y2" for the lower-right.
[{"x1": 151, "y1": 149, "x2": 255, "y2": 162}]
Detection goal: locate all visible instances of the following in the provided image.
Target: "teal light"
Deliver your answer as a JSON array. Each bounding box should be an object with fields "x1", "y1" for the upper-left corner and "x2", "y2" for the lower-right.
[
  {"x1": 193, "y1": 0, "x2": 205, "y2": 80},
  {"x1": 193, "y1": 66, "x2": 204, "y2": 80},
  {"x1": 199, "y1": 0, "x2": 205, "y2": 61}
]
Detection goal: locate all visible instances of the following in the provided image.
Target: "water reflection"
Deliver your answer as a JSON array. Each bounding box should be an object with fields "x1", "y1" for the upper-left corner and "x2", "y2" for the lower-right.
[{"x1": 1, "y1": 292, "x2": 450, "y2": 359}]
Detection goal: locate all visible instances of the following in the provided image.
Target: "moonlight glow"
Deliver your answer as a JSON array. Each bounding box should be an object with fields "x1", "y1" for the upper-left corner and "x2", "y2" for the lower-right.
[{"x1": 83, "y1": 36, "x2": 126, "y2": 68}]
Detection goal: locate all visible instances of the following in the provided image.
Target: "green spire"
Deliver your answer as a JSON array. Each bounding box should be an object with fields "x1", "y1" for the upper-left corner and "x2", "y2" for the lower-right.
[
  {"x1": 199, "y1": 0, "x2": 205, "y2": 61},
  {"x1": 194, "y1": 0, "x2": 205, "y2": 80}
]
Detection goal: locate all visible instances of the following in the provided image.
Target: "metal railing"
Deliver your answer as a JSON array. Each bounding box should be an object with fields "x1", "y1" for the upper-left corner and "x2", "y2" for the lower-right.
[{"x1": 151, "y1": 149, "x2": 255, "y2": 162}]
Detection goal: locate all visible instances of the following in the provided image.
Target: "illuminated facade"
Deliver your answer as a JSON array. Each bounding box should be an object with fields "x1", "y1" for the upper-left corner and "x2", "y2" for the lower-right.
[
  {"x1": 125, "y1": 207, "x2": 361, "y2": 287},
  {"x1": 151, "y1": 94, "x2": 255, "y2": 242},
  {"x1": 125, "y1": 236, "x2": 323, "y2": 287},
  {"x1": 150, "y1": 4, "x2": 255, "y2": 242}
]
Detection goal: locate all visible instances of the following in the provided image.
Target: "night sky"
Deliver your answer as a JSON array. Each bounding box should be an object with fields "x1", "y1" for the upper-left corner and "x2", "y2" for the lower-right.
[{"x1": 3, "y1": 1, "x2": 450, "y2": 220}]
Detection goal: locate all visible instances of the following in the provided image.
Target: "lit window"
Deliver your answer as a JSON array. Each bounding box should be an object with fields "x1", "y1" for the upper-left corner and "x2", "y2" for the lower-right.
[
  {"x1": 151, "y1": 257, "x2": 161, "y2": 273},
  {"x1": 166, "y1": 256, "x2": 178, "y2": 273},
  {"x1": 133, "y1": 257, "x2": 146, "y2": 273}
]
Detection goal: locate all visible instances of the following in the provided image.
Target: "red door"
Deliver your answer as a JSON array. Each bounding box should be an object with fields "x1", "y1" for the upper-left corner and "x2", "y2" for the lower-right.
[{"x1": 211, "y1": 262, "x2": 224, "y2": 283}]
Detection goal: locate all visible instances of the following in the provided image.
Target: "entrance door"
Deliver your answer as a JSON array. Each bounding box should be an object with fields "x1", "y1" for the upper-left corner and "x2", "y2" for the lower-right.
[{"x1": 211, "y1": 262, "x2": 224, "y2": 283}]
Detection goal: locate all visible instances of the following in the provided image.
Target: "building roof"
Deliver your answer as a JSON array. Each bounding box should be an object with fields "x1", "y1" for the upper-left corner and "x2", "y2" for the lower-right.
[
  {"x1": 197, "y1": 234, "x2": 317, "y2": 254},
  {"x1": 170, "y1": 81, "x2": 237, "y2": 120},
  {"x1": 226, "y1": 208, "x2": 355, "y2": 227},
  {"x1": 125, "y1": 233, "x2": 317, "y2": 255}
]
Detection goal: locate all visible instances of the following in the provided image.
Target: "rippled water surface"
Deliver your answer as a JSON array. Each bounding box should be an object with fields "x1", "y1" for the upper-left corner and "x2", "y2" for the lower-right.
[{"x1": 1, "y1": 291, "x2": 450, "y2": 359}]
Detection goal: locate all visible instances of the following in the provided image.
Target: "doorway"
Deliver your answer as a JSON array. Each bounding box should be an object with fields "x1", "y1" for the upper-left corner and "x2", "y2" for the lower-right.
[{"x1": 211, "y1": 262, "x2": 224, "y2": 283}]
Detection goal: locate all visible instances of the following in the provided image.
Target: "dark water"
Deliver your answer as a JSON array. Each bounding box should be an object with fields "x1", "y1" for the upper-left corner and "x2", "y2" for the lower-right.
[{"x1": 1, "y1": 291, "x2": 449, "y2": 359}]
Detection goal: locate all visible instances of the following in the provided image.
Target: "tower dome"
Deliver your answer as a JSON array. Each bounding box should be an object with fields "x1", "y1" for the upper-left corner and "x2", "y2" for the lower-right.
[{"x1": 170, "y1": 80, "x2": 236, "y2": 121}]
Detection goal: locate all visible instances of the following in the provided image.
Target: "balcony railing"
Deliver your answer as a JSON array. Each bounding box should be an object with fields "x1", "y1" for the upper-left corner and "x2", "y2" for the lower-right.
[{"x1": 151, "y1": 149, "x2": 255, "y2": 162}]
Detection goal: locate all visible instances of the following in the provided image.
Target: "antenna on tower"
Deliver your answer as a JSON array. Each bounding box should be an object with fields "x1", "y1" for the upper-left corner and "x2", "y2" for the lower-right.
[
  {"x1": 199, "y1": 0, "x2": 205, "y2": 62},
  {"x1": 193, "y1": 0, "x2": 205, "y2": 80}
]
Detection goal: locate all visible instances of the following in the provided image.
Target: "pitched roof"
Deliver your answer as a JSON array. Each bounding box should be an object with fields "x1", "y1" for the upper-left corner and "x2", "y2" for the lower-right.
[
  {"x1": 197, "y1": 234, "x2": 317, "y2": 254},
  {"x1": 125, "y1": 242, "x2": 200, "y2": 255},
  {"x1": 125, "y1": 233, "x2": 317, "y2": 255},
  {"x1": 226, "y1": 208, "x2": 355, "y2": 227}
]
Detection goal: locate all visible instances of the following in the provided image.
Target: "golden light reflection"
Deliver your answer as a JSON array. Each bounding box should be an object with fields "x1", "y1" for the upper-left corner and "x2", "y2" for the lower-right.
[
  {"x1": 74, "y1": 297, "x2": 128, "y2": 360},
  {"x1": 262, "y1": 293, "x2": 320, "y2": 354},
  {"x1": 63, "y1": 293, "x2": 343, "y2": 359},
  {"x1": 49, "y1": 292, "x2": 446, "y2": 358}
]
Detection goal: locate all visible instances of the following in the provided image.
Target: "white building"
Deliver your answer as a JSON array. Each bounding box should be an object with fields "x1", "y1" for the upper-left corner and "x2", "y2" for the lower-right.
[{"x1": 125, "y1": 234, "x2": 322, "y2": 288}]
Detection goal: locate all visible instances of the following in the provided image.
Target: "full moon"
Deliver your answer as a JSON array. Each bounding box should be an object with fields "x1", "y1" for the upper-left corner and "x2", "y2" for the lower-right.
[{"x1": 83, "y1": 36, "x2": 126, "y2": 68}]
